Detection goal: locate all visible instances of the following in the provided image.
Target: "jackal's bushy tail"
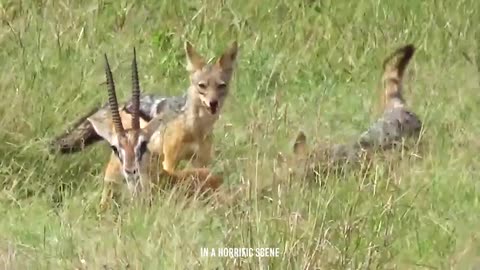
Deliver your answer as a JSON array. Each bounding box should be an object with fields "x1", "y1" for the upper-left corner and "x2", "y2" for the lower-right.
[
  {"x1": 48, "y1": 106, "x2": 103, "y2": 154},
  {"x1": 381, "y1": 44, "x2": 415, "y2": 110}
]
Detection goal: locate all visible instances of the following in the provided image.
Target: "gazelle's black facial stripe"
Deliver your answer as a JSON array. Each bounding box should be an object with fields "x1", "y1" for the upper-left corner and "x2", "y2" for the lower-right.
[
  {"x1": 135, "y1": 136, "x2": 148, "y2": 161},
  {"x1": 110, "y1": 145, "x2": 124, "y2": 163}
]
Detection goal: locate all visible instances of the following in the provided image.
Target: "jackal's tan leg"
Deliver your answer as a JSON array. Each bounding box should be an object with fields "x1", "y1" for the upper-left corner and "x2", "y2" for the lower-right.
[
  {"x1": 192, "y1": 133, "x2": 214, "y2": 168},
  {"x1": 162, "y1": 137, "x2": 182, "y2": 174},
  {"x1": 99, "y1": 154, "x2": 122, "y2": 211}
]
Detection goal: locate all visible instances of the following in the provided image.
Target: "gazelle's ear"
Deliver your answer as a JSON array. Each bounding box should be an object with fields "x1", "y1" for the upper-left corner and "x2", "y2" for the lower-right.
[
  {"x1": 88, "y1": 115, "x2": 117, "y2": 146},
  {"x1": 142, "y1": 115, "x2": 164, "y2": 140}
]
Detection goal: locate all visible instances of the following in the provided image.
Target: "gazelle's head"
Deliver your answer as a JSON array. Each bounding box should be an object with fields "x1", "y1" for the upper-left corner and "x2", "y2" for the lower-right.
[
  {"x1": 88, "y1": 49, "x2": 163, "y2": 190},
  {"x1": 184, "y1": 41, "x2": 238, "y2": 115}
]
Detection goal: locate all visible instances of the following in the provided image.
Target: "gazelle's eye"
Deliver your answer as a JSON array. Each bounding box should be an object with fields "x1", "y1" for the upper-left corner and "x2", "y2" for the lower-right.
[
  {"x1": 218, "y1": 82, "x2": 227, "y2": 90},
  {"x1": 111, "y1": 145, "x2": 119, "y2": 156},
  {"x1": 111, "y1": 145, "x2": 122, "y2": 162}
]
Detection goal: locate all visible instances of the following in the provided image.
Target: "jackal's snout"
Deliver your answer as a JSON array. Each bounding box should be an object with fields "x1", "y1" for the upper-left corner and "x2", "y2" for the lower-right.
[
  {"x1": 208, "y1": 100, "x2": 219, "y2": 114},
  {"x1": 200, "y1": 94, "x2": 222, "y2": 115}
]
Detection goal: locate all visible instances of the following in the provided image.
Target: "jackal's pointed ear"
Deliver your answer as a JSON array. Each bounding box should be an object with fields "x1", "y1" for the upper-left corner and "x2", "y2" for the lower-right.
[
  {"x1": 185, "y1": 41, "x2": 205, "y2": 72},
  {"x1": 293, "y1": 131, "x2": 308, "y2": 156},
  {"x1": 216, "y1": 41, "x2": 238, "y2": 71},
  {"x1": 88, "y1": 115, "x2": 116, "y2": 146}
]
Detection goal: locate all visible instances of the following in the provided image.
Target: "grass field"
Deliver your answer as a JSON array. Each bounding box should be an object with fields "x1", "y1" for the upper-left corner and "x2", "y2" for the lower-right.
[{"x1": 0, "y1": 0, "x2": 479, "y2": 268}]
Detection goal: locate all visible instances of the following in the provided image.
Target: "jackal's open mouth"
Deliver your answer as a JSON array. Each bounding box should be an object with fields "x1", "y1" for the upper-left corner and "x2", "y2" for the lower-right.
[
  {"x1": 201, "y1": 100, "x2": 219, "y2": 115},
  {"x1": 210, "y1": 100, "x2": 219, "y2": 114},
  {"x1": 204, "y1": 102, "x2": 218, "y2": 114},
  {"x1": 209, "y1": 106, "x2": 218, "y2": 114}
]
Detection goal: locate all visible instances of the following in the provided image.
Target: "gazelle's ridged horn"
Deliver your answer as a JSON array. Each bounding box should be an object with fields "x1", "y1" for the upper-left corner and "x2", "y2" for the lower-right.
[
  {"x1": 131, "y1": 47, "x2": 140, "y2": 130},
  {"x1": 104, "y1": 54, "x2": 124, "y2": 134}
]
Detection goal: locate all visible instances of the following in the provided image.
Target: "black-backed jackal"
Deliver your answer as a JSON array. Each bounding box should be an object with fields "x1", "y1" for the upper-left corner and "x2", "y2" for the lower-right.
[{"x1": 277, "y1": 44, "x2": 422, "y2": 179}]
